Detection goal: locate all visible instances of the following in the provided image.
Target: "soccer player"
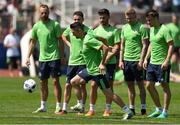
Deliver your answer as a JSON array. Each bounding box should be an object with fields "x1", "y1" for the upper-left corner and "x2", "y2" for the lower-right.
[
  {"x1": 57, "y1": 11, "x2": 89, "y2": 115},
  {"x1": 69, "y1": 22, "x2": 133, "y2": 120},
  {"x1": 119, "y1": 8, "x2": 149, "y2": 115},
  {"x1": 25, "y1": 4, "x2": 64, "y2": 114},
  {"x1": 166, "y1": 13, "x2": 180, "y2": 73},
  {"x1": 85, "y1": 8, "x2": 120, "y2": 117},
  {"x1": 144, "y1": 9, "x2": 173, "y2": 118}
]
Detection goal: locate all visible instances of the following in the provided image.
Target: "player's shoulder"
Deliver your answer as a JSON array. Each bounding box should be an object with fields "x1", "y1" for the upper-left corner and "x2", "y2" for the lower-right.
[
  {"x1": 33, "y1": 21, "x2": 45, "y2": 30},
  {"x1": 50, "y1": 19, "x2": 60, "y2": 27},
  {"x1": 83, "y1": 24, "x2": 91, "y2": 32},
  {"x1": 108, "y1": 25, "x2": 118, "y2": 32},
  {"x1": 93, "y1": 25, "x2": 101, "y2": 31},
  {"x1": 54, "y1": 20, "x2": 60, "y2": 25},
  {"x1": 166, "y1": 22, "x2": 171, "y2": 27},
  {"x1": 33, "y1": 21, "x2": 41, "y2": 27},
  {"x1": 138, "y1": 23, "x2": 147, "y2": 30},
  {"x1": 85, "y1": 30, "x2": 96, "y2": 41},
  {"x1": 121, "y1": 23, "x2": 129, "y2": 29},
  {"x1": 161, "y1": 24, "x2": 170, "y2": 32},
  {"x1": 64, "y1": 26, "x2": 70, "y2": 31}
]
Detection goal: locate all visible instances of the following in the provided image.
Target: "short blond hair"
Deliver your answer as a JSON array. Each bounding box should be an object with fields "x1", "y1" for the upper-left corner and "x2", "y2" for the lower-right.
[{"x1": 125, "y1": 8, "x2": 136, "y2": 15}]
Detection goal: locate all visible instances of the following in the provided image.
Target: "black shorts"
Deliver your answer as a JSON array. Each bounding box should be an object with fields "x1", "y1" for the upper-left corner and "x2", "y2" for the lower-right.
[
  {"x1": 146, "y1": 63, "x2": 171, "y2": 83},
  {"x1": 106, "y1": 64, "x2": 116, "y2": 81},
  {"x1": 66, "y1": 65, "x2": 86, "y2": 84},
  {"x1": 123, "y1": 61, "x2": 143, "y2": 82},
  {"x1": 7, "y1": 56, "x2": 20, "y2": 68},
  {"x1": 39, "y1": 59, "x2": 61, "y2": 80},
  {"x1": 78, "y1": 69, "x2": 110, "y2": 90}
]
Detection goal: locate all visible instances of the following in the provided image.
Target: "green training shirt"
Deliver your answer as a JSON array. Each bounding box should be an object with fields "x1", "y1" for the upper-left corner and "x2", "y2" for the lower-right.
[
  {"x1": 31, "y1": 19, "x2": 62, "y2": 61},
  {"x1": 121, "y1": 22, "x2": 149, "y2": 61},
  {"x1": 82, "y1": 32, "x2": 103, "y2": 75},
  {"x1": 63, "y1": 25, "x2": 90, "y2": 65},
  {"x1": 150, "y1": 24, "x2": 173, "y2": 65},
  {"x1": 166, "y1": 23, "x2": 180, "y2": 47},
  {"x1": 94, "y1": 25, "x2": 121, "y2": 64}
]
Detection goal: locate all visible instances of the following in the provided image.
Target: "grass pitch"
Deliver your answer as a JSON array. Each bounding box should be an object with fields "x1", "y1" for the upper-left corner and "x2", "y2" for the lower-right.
[{"x1": 0, "y1": 76, "x2": 180, "y2": 124}]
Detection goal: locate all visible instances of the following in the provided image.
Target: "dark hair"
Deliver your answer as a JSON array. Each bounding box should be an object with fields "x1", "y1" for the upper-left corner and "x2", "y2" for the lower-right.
[
  {"x1": 40, "y1": 4, "x2": 49, "y2": 10},
  {"x1": 70, "y1": 22, "x2": 84, "y2": 30},
  {"x1": 145, "y1": 9, "x2": 159, "y2": 18},
  {"x1": 98, "y1": 8, "x2": 110, "y2": 16},
  {"x1": 73, "y1": 11, "x2": 84, "y2": 18}
]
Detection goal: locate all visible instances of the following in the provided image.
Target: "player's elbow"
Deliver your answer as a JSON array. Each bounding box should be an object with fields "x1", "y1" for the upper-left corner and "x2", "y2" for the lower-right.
[
  {"x1": 168, "y1": 40, "x2": 174, "y2": 46},
  {"x1": 103, "y1": 45, "x2": 109, "y2": 52}
]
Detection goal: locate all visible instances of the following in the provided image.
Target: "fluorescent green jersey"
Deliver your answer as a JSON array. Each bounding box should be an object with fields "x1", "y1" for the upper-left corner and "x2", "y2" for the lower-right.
[
  {"x1": 150, "y1": 24, "x2": 173, "y2": 65},
  {"x1": 121, "y1": 22, "x2": 149, "y2": 61},
  {"x1": 63, "y1": 25, "x2": 90, "y2": 65},
  {"x1": 31, "y1": 19, "x2": 62, "y2": 61},
  {"x1": 166, "y1": 23, "x2": 180, "y2": 47},
  {"x1": 94, "y1": 25, "x2": 120, "y2": 64},
  {"x1": 82, "y1": 32, "x2": 103, "y2": 75}
]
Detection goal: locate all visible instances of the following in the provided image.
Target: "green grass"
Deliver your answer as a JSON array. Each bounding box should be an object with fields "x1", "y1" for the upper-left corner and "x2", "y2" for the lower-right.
[{"x1": 0, "y1": 76, "x2": 180, "y2": 124}]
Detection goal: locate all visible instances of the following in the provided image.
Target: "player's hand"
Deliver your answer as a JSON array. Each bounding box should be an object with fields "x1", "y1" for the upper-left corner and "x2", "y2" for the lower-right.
[
  {"x1": 99, "y1": 64, "x2": 106, "y2": 75},
  {"x1": 25, "y1": 58, "x2": 30, "y2": 67},
  {"x1": 119, "y1": 61, "x2": 124, "y2": 70},
  {"x1": 143, "y1": 59, "x2": 148, "y2": 70},
  {"x1": 161, "y1": 60, "x2": 168, "y2": 70},
  {"x1": 137, "y1": 60, "x2": 143, "y2": 70}
]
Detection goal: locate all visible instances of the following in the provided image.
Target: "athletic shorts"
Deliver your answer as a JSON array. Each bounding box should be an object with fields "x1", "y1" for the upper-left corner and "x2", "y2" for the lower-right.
[
  {"x1": 39, "y1": 59, "x2": 61, "y2": 80},
  {"x1": 78, "y1": 68, "x2": 110, "y2": 90},
  {"x1": 123, "y1": 61, "x2": 143, "y2": 82},
  {"x1": 7, "y1": 56, "x2": 20, "y2": 68},
  {"x1": 106, "y1": 64, "x2": 116, "y2": 81},
  {"x1": 146, "y1": 63, "x2": 171, "y2": 83},
  {"x1": 66, "y1": 65, "x2": 86, "y2": 84}
]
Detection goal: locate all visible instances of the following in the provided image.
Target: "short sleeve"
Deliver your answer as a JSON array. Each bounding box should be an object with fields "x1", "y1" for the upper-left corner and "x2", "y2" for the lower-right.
[
  {"x1": 54, "y1": 21, "x2": 62, "y2": 38},
  {"x1": 31, "y1": 24, "x2": 38, "y2": 40},
  {"x1": 121, "y1": 26, "x2": 124, "y2": 39},
  {"x1": 114, "y1": 29, "x2": 121, "y2": 44},
  {"x1": 85, "y1": 35, "x2": 103, "y2": 50},
  {"x1": 63, "y1": 27, "x2": 70, "y2": 37},
  {"x1": 163, "y1": 26, "x2": 173, "y2": 43},
  {"x1": 140, "y1": 25, "x2": 149, "y2": 40}
]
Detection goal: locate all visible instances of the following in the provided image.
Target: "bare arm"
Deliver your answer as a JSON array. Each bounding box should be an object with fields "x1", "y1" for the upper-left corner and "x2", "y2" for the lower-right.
[
  {"x1": 118, "y1": 38, "x2": 125, "y2": 69},
  {"x1": 165, "y1": 41, "x2": 173, "y2": 63},
  {"x1": 119, "y1": 38, "x2": 124, "y2": 62},
  {"x1": 25, "y1": 39, "x2": 36, "y2": 66},
  {"x1": 98, "y1": 38, "x2": 109, "y2": 74},
  {"x1": 138, "y1": 38, "x2": 149, "y2": 69},
  {"x1": 100, "y1": 44, "x2": 109, "y2": 65},
  {"x1": 98, "y1": 37, "x2": 108, "y2": 46},
  {"x1": 98, "y1": 37, "x2": 109, "y2": 65},
  {"x1": 161, "y1": 40, "x2": 173, "y2": 70},
  {"x1": 59, "y1": 36, "x2": 65, "y2": 64},
  {"x1": 62, "y1": 34, "x2": 71, "y2": 48},
  {"x1": 140, "y1": 39, "x2": 149, "y2": 62},
  {"x1": 105, "y1": 43, "x2": 120, "y2": 63},
  {"x1": 143, "y1": 43, "x2": 151, "y2": 70}
]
